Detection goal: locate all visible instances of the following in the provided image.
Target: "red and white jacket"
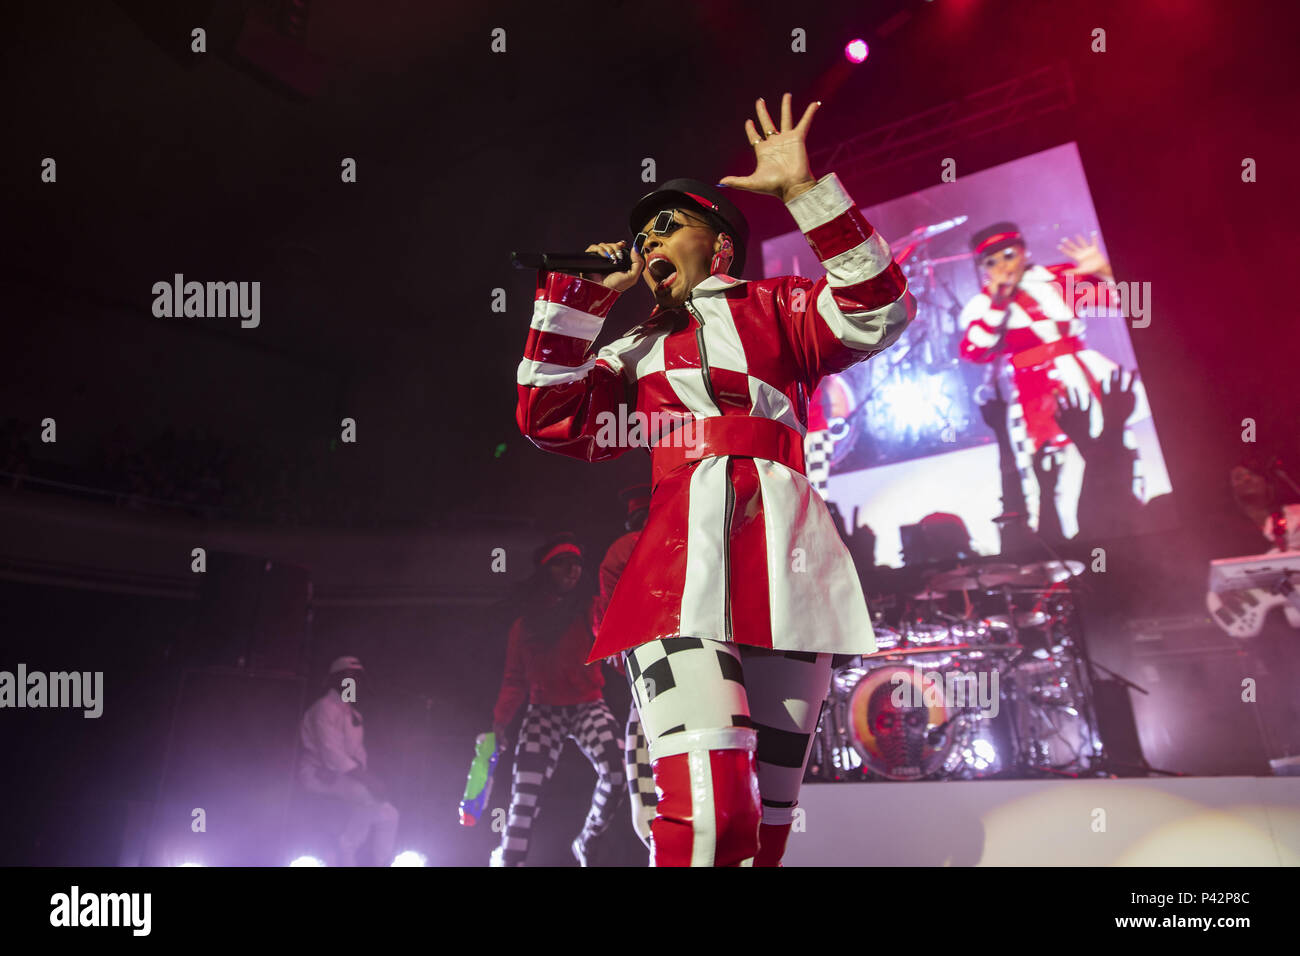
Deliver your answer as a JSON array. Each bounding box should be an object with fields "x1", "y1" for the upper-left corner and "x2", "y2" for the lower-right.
[
  {"x1": 958, "y1": 263, "x2": 1133, "y2": 449},
  {"x1": 516, "y1": 173, "x2": 916, "y2": 661}
]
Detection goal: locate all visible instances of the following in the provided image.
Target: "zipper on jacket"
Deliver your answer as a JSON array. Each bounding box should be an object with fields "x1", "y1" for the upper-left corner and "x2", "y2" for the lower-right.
[
  {"x1": 686, "y1": 293, "x2": 734, "y2": 643},
  {"x1": 721, "y1": 456, "x2": 735, "y2": 642},
  {"x1": 685, "y1": 295, "x2": 722, "y2": 414}
]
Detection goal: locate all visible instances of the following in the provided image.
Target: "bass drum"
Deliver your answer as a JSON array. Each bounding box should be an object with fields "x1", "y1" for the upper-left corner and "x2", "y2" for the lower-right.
[{"x1": 838, "y1": 663, "x2": 969, "y2": 781}]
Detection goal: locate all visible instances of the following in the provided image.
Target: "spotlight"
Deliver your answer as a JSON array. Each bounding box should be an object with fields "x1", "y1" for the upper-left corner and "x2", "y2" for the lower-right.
[
  {"x1": 391, "y1": 850, "x2": 427, "y2": 867},
  {"x1": 177, "y1": 861, "x2": 204, "y2": 867},
  {"x1": 289, "y1": 855, "x2": 326, "y2": 867},
  {"x1": 845, "y1": 39, "x2": 869, "y2": 63}
]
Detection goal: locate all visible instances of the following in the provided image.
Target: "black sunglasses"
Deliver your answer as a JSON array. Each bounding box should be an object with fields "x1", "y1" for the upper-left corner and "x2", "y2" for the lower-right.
[
  {"x1": 981, "y1": 247, "x2": 1021, "y2": 270},
  {"x1": 632, "y1": 209, "x2": 710, "y2": 255}
]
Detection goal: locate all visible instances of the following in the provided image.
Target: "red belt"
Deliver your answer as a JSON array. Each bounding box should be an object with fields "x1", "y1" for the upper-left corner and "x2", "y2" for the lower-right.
[
  {"x1": 1011, "y1": 335, "x2": 1084, "y2": 370},
  {"x1": 650, "y1": 416, "x2": 806, "y2": 490}
]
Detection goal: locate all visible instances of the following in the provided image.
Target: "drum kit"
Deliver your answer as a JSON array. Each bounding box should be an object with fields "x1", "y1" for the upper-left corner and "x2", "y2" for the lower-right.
[{"x1": 810, "y1": 558, "x2": 1107, "y2": 782}]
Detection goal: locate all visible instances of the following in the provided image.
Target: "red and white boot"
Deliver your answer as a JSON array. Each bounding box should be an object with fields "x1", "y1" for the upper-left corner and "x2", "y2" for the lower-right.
[{"x1": 648, "y1": 728, "x2": 761, "y2": 867}]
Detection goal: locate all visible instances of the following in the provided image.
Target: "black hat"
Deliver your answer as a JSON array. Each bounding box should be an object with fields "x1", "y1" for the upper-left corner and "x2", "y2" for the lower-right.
[
  {"x1": 628, "y1": 178, "x2": 749, "y2": 276},
  {"x1": 970, "y1": 221, "x2": 1025, "y2": 255}
]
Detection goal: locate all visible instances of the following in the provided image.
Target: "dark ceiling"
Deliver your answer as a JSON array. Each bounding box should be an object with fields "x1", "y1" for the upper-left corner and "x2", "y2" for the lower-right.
[{"x1": 4, "y1": 0, "x2": 1297, "y2": 533}]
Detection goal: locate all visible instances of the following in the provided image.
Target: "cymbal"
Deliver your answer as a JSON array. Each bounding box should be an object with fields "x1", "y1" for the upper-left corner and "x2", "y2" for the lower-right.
[
  {"x1": 912, "y1": 589, "x2": 948, "y2": 600},
  {"x1": 1015, "y1": 560, "x2": 1085, "y2": 586},
  {"x1": 1015, "y1": 610, "x2": 1053, "y2": 628},
  {"x1": 925, "y1": 564, "x2": 1022, "y2": 590}
]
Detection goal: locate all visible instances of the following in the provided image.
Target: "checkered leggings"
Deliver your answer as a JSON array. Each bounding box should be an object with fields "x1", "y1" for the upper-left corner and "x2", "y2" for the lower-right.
[
  {"x1": 495, "y1": 699, "x2": 625, "y2": 866},
  {"x1": 625, "y1": 637, "x2": 831, "y2": 833},
  {"x1": 624, "y1": 702, "x2": 656, "y2": 851},
  {"x1": 804, "y1": 428, "x2": 834, "y2": 500}
]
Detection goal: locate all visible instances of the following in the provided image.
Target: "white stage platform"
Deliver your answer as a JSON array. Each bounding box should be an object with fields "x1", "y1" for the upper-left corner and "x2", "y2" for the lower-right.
[{"x1": 784, "y1": 776, "x2": 1300, "y2": 866}]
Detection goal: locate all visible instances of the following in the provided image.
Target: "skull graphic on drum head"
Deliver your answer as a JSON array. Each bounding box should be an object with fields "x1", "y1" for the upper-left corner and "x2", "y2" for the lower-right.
[{"x1": 847, "y1": 664, "x2": 960, "y2": 780}]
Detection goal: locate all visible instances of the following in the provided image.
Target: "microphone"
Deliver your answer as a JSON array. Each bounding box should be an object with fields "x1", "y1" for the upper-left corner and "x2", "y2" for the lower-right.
[{"x1": 510, "y1": 249, "x2": 635, "y2": 274}]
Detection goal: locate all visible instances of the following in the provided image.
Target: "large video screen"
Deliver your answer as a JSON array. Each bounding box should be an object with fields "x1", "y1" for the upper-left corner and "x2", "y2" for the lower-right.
[{"x1": 764, "y1": 143, "x2": 1172, "y2": 566}]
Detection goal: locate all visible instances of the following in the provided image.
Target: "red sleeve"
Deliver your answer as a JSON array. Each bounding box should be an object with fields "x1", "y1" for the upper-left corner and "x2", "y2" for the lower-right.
[
  {"x1": 773, "y1": 174, "x2": 914, "y2": 393},
  {"x1": 492, "y1": 619, "x2": 528, "y2": 728},
  {"x1": 516, "y1": 271, "x2": 636, "y2": 463},
  {"x1": 957, "y1": 288, "x2": 1010, "y2": 364}
]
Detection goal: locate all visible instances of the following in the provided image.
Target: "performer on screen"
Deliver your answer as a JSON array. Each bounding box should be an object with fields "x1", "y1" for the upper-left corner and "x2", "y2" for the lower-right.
[
  {"x1": 957, "y1": 222, "x2": 1150, "y2": 534},
  {"x1": 490, "y1": 534, "x2": 625, "y2": 867},
  {"x1": 515, "y1": 93, "x2": 915, "y2": 866}
]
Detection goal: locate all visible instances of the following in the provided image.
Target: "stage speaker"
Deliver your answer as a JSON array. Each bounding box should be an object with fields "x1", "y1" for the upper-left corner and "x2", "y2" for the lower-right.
[
  {"x1": 1125, "y1": 619, "x2": 1277, "y2": 775},
  {"x1": 194, "y1": 552, "x2": 311, "y2": 676},
  {"x1": 143, "y1": 667, "x2": 305, "y2": 866}
]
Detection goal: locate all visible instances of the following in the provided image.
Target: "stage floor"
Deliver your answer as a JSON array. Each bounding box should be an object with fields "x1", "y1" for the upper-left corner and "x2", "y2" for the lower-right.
[{"x1": 784, "y1": 776, "x2": 1300, "y2": 866}]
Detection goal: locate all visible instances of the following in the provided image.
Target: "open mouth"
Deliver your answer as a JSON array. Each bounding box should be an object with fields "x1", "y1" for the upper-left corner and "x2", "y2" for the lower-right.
[{"x1": 647, "y1": 254, "x2": 678, "y2": 290}]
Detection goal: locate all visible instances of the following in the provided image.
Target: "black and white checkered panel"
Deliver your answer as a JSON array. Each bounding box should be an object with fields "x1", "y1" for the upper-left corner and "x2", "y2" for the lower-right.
[
  {"x1": 804, "y1": 429, "x2": 833, "y2": 500},
  {"x1": 625, "y1": 636, "x2": 753, "y2": 760},
  {"x1": 1007, "y1": 398, "x2": 1037, "y2": 518},
  {"x1": 569, "y1": 699, "x2": 627, "y2": 847},
  {"x1": 624, "y1": 703, "x2": 656, "y2": 852}
]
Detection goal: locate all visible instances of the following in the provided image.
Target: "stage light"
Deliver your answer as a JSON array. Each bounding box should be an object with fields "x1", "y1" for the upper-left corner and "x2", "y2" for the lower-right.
[
  {"x1": 289, "y1": 855, "x2": 326, "y2": 867},
  {"x1": 177, "y1": 861, "x2": 204, "y2": 867},
  {"x1": 972, "y1": 739, "x2": 997, "y2": 764},
  {"x1": 845, "y1": 39, "x2": 869, "y2": 63},
  {"x1": 391, "y1": 850, "x2": 427, "y2": 867},
  {"x1": 876, "y1": 379, "x2": 944, "y2": 433}
]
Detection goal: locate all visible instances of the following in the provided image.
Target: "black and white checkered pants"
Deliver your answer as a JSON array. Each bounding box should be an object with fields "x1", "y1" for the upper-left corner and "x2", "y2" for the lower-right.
[
  {"x1": 495, "y1": 699, "x2": 625, "y2": 866},
  {"x1": 625, "y1": 637, "x2": 831, "y2": 832},
  {"x1": 804, "y1": 428, "x2": 834, "y2": 500},
  {"x1": 624, "y1": 700, "x2": 656, "y2": 852}
]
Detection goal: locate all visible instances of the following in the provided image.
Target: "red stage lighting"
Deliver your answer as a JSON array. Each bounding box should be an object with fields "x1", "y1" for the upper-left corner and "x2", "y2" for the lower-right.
[{"x1": 845, "y1": 39, "x2": 869, "y2": 63}]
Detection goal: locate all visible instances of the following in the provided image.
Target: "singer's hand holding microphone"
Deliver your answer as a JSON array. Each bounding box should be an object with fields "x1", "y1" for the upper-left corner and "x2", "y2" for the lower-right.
[{"x1": 582, "y1": 239, "x2": 643, "y2": 293}]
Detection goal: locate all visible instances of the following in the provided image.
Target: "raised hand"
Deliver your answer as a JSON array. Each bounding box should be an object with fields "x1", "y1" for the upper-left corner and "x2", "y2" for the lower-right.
[
  {"x1": 1054, "y1": 387, "x2": 1093, "y2": 451},
  {"x1": 718, "y1": 93, "x2": 820, "y2": 203},
  {"x1": 1058, "y1": 231, "x2": 1113, "y2": 281},
  {"x1": 1097, "y1": 368, "x2": 1138, "y2": 433}
]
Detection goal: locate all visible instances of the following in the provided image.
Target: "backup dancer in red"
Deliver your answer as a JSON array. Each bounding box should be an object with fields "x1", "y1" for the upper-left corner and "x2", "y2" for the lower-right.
[
  {"x1": 489, "y1": 535, "x2": 625, "y2": 867},
  {"x1": 515, "y1": 94, "x2": 915, "y2": 866}
]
